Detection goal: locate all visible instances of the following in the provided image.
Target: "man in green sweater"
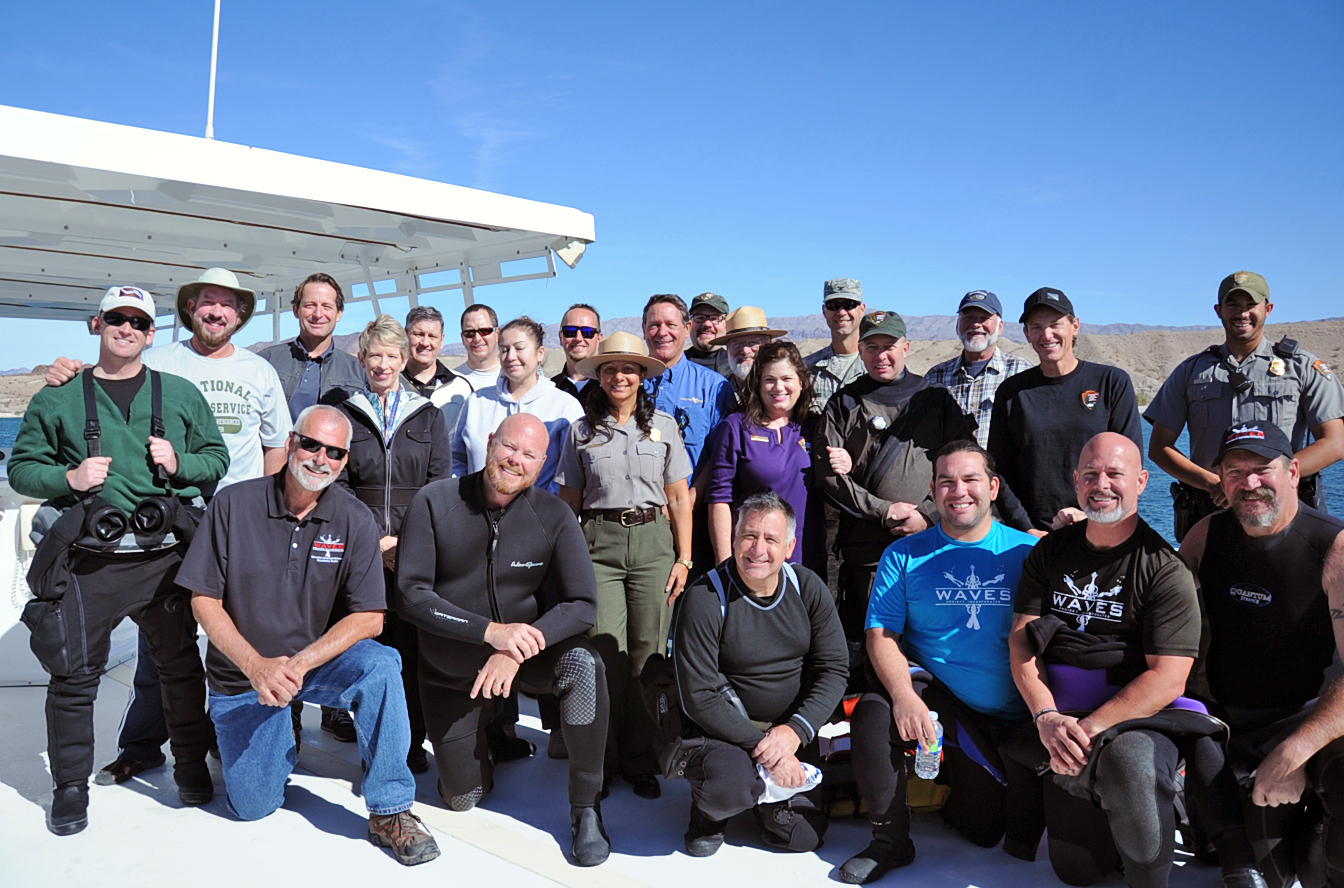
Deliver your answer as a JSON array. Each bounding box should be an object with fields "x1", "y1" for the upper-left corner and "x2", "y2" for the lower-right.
[{"x1": 9, "y1": 285, "x2": 229, "y2": 836}]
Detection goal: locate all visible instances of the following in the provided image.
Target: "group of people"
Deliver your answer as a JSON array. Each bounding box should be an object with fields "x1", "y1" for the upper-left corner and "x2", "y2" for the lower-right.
[{"x1": 9, "y1": 266, "x2": 1344, "y2": 888}]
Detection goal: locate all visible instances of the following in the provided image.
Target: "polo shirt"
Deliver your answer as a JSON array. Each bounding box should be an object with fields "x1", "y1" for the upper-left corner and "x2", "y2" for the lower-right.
[
  {"x1": 643, "y1": 356, "x2": 733, "y2": 470},
  {"x1": 177, "y1": 473, "x2": 386, "y2": 695}
]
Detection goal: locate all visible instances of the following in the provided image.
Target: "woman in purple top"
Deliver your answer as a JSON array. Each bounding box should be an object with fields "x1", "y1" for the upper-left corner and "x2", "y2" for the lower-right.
[{"x1": 704, "y1": 340, "x2": 825, "y2": 572}]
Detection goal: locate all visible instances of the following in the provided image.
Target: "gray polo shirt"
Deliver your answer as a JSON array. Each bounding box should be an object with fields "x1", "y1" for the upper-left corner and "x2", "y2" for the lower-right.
[
  {"x1": 1145, "y1": 338, "x2": 1344, "y2": 469},
  {"x1": 556, "y1": 410, "x2": 692, "y2": 510},
  {"x1": 177, "y1": 473, "x2": 387, "y2": 695}
]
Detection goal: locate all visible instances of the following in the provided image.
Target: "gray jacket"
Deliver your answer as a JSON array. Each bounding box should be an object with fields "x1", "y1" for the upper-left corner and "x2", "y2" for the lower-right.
[{"x1": 258, "y1": 338, "x2": 367, "y2": 406}]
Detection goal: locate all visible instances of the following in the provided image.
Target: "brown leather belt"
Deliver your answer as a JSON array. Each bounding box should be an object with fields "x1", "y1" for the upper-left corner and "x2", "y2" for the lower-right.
[{"x1": 582, "y1": 507, "x2": 659, "y2": 527}]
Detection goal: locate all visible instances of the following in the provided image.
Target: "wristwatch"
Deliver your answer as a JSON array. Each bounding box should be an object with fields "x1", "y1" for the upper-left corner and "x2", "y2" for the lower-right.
[{"x1": 675, "y1": 558, "x2": 694, "y2": 570}]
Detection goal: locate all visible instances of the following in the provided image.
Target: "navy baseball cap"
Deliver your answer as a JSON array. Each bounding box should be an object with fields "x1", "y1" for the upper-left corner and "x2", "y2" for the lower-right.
[
  {"x1": 1019, "y1": 287, "x2": 1075, "y2": 324},
  {"x1": 1213, "y1": 422, "x2": 1294, "y2": 466},
  {"x1": 957, "y1": 290, "x2": 1003, "y2": 317}
]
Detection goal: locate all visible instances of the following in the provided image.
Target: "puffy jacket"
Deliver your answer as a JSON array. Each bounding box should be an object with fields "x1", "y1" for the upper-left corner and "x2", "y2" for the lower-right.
[{"x1": 337, "y1": 390, "x2": 452, "y2": 536}]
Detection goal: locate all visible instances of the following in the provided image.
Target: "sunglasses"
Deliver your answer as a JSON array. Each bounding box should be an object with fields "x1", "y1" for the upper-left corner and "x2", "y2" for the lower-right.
[
  {"x1": 824, "y1": 299, "x2": 861, "y2": 312},
  {"x1": 292, "y1": 433, "x2": 348, "y2": 461},
  {"x1": 462, "y1": 327, "x2": 496, "y2": 339},
  {"x1": 560, "y1": 325, "x2": 599, "y2": 340},
  {"x1": 102, "y1": 311, "x2": 154, "y2": 332}
]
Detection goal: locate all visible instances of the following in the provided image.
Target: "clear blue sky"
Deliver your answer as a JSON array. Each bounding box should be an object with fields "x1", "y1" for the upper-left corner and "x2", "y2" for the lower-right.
[{"x1": 2, "y1": 1, "x2": 1341, "y2": 369}]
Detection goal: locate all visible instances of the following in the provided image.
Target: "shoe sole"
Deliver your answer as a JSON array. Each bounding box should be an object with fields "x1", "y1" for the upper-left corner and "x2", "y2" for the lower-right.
[
  {"x1": 48, "y1": 815, "x2": 89, "y2": 836},
  {"x1": 179, "y1": 789, "x2": 214, "y2": 806},
  {"x1": 685, "y1": 837, "x2": 724, "y2": 857},
  {"x1": 368, "y1": 831, "x2": 442, "y2": 866}
]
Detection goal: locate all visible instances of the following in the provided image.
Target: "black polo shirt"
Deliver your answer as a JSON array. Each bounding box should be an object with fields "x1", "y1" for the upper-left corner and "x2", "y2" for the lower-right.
[{"x1": 177, "y1": 473, "x2": 386, "y2": 695}]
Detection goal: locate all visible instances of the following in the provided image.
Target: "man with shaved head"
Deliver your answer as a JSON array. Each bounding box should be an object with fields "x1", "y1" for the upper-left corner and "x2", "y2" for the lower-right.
[
  {"x1": 397, "y1": 413, "x2": 613, "y2": 867},
  {"x1": 1005, "y1": 433, "x2": 1264, "y2": 888}
]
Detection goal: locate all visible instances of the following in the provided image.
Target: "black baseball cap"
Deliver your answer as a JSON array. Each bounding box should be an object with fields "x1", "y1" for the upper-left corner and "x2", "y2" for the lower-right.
[
  {"x1": 1213, "y1": 422, "x2": 1294, "y2": 466},
  {"x1": 1019, "y1": 287, "x2": 1075, "y2": 324}
]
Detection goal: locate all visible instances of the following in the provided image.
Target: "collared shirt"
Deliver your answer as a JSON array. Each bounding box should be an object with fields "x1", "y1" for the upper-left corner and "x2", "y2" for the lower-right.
[
  {"x1": 289, "y1": 340, "x2": 335, "y2": 418},
  {"x1": 551, "y1": 369, "x2": 603, "y2": 410},
  {"x1": 556, "y1": 410, "x2": 692, "y2": 509},
  {"x1": 402, "y1": 360, "x2": 456, "y2": 398},
  {"x1": 643, "y1": 357, "x2": 733, "y2": 470},
  {"x1": 258, "y1": 337, "x2": 367, "y2": 420},
  {"x1": 177, "y1": 474, "x2": 386, "y2": 695},
  {"x1": 1145, "y1": 337, "x2": 1344, "y2": 469},
  {"x1": 805, "y1": 345, "x2": 865, "y2": 412},
  {"x1": 924, "y1": 349, "x2": 1036, "y2": 447}
]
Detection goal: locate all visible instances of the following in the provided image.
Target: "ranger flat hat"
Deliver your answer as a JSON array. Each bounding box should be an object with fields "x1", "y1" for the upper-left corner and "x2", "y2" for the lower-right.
[
  {"x1": 175, "y1": 267, "x2": 258, "y2": 330},
  {"x1": 709, "y1": 306, "x2": 788, "y2": 346},
  {"x1": 576, "y1": 331, "x2": 667, "y2": 379}
]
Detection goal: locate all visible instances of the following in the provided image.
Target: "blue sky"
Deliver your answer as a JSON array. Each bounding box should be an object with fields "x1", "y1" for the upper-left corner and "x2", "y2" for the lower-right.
[{"x1": 2, "y1": 1, "x2": 1341, "y2": 368}]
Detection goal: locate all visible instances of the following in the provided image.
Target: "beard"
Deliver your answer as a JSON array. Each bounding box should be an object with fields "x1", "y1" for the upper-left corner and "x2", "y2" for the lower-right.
[
  {"x1": 485, "y1": 457, "x2": 535, "y2": 497},
  {"x1": 960, "y1": 329, "x2": 1000, "y2": 354},
  {"x1": 1232, "y1": 489, "x2": 1280, "y2": 528},
  {"x1": 191, "y1": 313, "x2": 242, "y2": 349},
  {"x1": 1084, "y1": 495, "x2": 1127, "y2": 524},
  {"x1": 728, "y1": 354, "x2": 753, "y2": 381},
  {"x1": 289, "y1": 453, "x2": 336, "y2": 492}
]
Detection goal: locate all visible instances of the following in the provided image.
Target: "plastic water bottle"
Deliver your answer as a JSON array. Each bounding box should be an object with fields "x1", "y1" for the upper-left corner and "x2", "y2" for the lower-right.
[{"x1": 913, "y1": 711, "x2": 943, "y2": 779}]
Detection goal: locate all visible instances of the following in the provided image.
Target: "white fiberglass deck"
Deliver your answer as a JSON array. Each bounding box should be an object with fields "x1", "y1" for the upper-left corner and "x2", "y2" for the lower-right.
[{"x1": 0, "y1": 660, "x2": 1229, "y2": 888}]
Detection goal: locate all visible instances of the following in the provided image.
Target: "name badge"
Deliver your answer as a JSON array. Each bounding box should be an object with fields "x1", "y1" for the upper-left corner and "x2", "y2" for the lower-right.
[{"x1": 750, "y1": 435, "x2": 770, "y2": 442}]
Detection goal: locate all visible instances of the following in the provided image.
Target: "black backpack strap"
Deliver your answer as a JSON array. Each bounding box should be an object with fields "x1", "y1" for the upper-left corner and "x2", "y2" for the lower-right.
[
  {"x1": 149, "y1": 369, "x2": 168, "y2": 484},
  {"x1": 81, "y1": 368, "x2": 101, "y2": 458}
]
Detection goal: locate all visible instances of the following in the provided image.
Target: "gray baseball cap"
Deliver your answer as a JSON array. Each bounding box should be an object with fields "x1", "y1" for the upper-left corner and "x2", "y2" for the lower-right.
[{"x1": 823, "y1": 278, "x2": 863, "y2": 303}]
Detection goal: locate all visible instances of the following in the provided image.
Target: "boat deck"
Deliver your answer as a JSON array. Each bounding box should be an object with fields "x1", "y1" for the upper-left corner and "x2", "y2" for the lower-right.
[{"x1": 0, "y1": 662, "x2": 1229, "y2": 888}]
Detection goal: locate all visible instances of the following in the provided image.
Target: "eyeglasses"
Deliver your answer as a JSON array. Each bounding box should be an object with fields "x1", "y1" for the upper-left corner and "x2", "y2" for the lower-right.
[
  {"x1": 690, "y1": 313, "x2": 726, "y2": 325},
  {"x1": 462, "y1": 327, "x2": 496, "y2": 339},
  {"x1": 560, "y1": 325, "x2": 598, "y2": 340},
  {"x1": 102, "y1": 312, "x2": 154, "y2": 332},
  {"x1": 824, "y1": 299, "x2": 861, "y2": 312},
  {"x1": 292, "y1": 433, "x2": 348, "y2": 461}
]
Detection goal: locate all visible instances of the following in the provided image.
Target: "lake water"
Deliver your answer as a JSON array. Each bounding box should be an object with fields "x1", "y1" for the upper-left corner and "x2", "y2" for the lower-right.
[{"x1": 2, "y1": 416, "x2": 1341, "y2": 546}]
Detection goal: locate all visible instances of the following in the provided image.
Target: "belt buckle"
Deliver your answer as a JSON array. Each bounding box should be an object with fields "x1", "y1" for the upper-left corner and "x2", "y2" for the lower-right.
[{"x1": 619, "y1": 508, "x2": 642, "y2": 527}]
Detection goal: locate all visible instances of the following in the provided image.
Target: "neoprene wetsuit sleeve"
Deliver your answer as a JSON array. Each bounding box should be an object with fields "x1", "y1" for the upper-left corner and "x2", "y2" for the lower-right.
[
  {"x1": 785, "y1": 570, "x2": 850, "y2": 743},
  {"x1": 528, "y1": 497, "x2": 598, "y2": 644},
  {"x1": 673, "y1": 581, "x2": 768, "y2": 750},
  {"x1": 394, "y1": 486, "x2": 492, "y2": 643}
]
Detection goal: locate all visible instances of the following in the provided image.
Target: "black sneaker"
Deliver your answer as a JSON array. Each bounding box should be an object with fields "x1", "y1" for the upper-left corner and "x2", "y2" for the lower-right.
[
  {"x1": 94, "y1": 751, "x2": 167, "y2": 786},
  {"x1": 840, "y1": 835, "x2": 916, "y2": 884},
  {"x1": 571, "y1": 805, "x2": 611, "y2": 866},
  {"x1": 175, "y1": 759, "x2": 215, "y2": 806},
  {"x1": 321, "y1": 708, "x2": 357, "y2": 743},
  {"x1": 48, "y1": 783, "x2": 89, "y2": 836},
  {"x1": 684, "y1": 805, "x2": 727, "y2": 857},
  {"x1": 407, "y1": 745, "x2": 430, "y2": 775},
  {"x1": 630, "y1": 774, "x2": 662, "y2": 799},
  {"x1": 368, "y1": 810, "x2": 441, "y2": 866}
]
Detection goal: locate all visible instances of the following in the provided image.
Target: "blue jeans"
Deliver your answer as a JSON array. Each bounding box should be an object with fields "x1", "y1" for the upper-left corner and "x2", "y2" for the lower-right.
[{"x1": 209, "y1": 640, "x2": 415, "y2": 820}]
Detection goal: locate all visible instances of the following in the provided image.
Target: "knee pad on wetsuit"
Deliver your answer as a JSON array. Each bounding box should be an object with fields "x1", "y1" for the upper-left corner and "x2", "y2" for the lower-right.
[{"x1": 556, "y1": 647, "x2": 599, "y2": 727}]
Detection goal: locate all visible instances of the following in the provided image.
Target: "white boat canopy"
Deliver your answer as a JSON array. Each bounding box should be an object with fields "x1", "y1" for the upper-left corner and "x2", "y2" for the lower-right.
[{"x1": 0, "y1": 104, "x2": 594, "y2": 339}]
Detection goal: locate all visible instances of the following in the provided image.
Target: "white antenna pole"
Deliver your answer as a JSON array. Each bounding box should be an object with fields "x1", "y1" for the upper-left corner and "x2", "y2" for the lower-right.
[{"x1": 205, "y1": 0, "x2": 222, "y2": 139}]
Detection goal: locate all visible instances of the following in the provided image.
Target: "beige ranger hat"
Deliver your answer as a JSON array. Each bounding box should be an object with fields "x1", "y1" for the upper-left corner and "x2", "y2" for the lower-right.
[
  {"x1": 175, "y1": 267, "x2": 258, "y2": 330},
  {"x1": 576, "y1": 331, "x2": 667, "y2": 378},
  {"x1": 708, "y1": 306, "x2": 788, "y2": 346}
]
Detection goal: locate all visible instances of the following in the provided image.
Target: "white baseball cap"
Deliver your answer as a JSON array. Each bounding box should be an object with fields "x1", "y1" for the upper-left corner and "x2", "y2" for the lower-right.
[{"x1": 99, "y1": 285, "x2": 158, "y2": 319}]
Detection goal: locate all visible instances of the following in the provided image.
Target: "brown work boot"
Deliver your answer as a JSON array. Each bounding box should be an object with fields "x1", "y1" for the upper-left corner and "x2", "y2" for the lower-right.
[{"x1": 368, "y1": 810, "x2": 441, "y2": 866}]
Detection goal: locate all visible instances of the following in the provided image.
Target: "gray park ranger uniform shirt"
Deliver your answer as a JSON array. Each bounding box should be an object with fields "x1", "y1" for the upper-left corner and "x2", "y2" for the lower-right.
[
  {"x1": 556, "y1": 410, "x2": 692, "y2": 509},
  {"x1": 1145, "y1": 337, "x2": 1344, "y2": 469}
]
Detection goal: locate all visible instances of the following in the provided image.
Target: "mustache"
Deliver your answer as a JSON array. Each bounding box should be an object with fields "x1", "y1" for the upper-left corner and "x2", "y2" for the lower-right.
[
  {"x1": 301, "y1": 458, "x2": 332, "y2": 476},
  {"x1": 1235, "y1": 489, "x2": 1274, "y2": 503}
]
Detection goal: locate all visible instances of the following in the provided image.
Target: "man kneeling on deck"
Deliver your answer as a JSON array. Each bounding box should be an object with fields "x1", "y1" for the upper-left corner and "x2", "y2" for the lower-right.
[
  {"x1": 840, "y1": 440, "x2": 1038, "y2": 883},
  {"x1": 182, "y1": 405, "x2": 440, "y2": 866},
  {"x1": 395, "y1": 413, "x2": 613, "y2": 867},
  {"x1": 671, "y1": 492, "x2": 848, "y2": 856}
]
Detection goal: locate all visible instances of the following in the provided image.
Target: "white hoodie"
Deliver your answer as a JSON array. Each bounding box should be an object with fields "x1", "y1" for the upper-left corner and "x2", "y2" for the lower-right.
[{"x1": 451, "y1": 372, "x2": 583, "y2": 494}]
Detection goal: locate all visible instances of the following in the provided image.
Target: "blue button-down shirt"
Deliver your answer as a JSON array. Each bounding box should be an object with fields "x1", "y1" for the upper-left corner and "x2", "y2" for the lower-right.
[{"x1": 644, "y1": 356, "x2": 733, "y2": 470}]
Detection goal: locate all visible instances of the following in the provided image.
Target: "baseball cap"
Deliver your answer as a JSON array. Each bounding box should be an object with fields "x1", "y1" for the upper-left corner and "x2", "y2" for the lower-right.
[
  {"x1": 1218, "y1": 271, "x2": 1270, "y2": 305},
  {"x1": 823, "y1": 278, "x2": 863, "y2": 303},
  {"x1": 957, "y1": 290, "x2": 1003, "y2": 317},
  {"x1": 1213, "y1": 422, "x2": 1294, "y2": 466},
  {"x1": 99, "y1": 285, "x2": 158, "y2": 319},
  {"x1": 1019, "y1": 287, "x2": 1076, "y2": 324},
  {"x1": 690, "y1": 292, "x2": 729, "y2": 316},
  {"x1": 859, "y1": 310, "x2": 907, "y2": 341}
]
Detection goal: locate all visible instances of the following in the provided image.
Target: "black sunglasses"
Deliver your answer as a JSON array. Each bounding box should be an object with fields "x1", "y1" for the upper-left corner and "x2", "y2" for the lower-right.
[
  {"x1": 461, "y1": 327, "x2": 496, "y2": 339},
  {"x1": 560, "y1": 325, "x2": 599, "y2": 340},
  {"x1": 102, "y1": 311, "x2": 154, "y2": 332},
  {"x1": 292, "y1": 433, "x2": 348, "y2": 461},
  {"x1": 824, "y1": 299, "x2": 861, "y2": 312}
]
